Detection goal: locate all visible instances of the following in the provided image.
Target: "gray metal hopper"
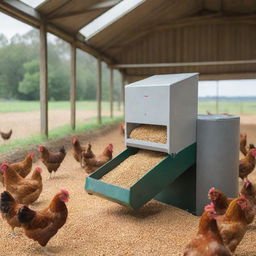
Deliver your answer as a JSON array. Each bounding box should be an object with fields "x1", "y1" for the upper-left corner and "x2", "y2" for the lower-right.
[
  {"x1": 196, "y1": 114, "x2": 240, "y2": 215},
  {"x1": 125, "y1": 73, "x2": 198, "y2": 154}
]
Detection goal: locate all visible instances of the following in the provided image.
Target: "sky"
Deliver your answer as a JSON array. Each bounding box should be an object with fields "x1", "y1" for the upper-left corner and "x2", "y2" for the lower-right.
[{"x1": 0, "y1": 10, "x2": 256, "y2": 97}]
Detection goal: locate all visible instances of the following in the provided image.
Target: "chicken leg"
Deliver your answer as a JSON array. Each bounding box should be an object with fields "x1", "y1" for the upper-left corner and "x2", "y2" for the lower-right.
[
  {"x1": 8, "y1": 227, "x2": 17, "y2": 238},
  {"x1": 42, "y1": 246, "x2": 52, "y2": 255},
  {"x1": 48, "y1": 172, "x2": 52, "y2": 180}
]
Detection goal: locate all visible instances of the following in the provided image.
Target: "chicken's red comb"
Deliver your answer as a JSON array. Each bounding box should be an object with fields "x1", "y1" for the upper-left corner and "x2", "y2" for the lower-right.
[
  {"x1": 252, "y1": 149, "x2": 256, "y2": 156},
  {"x1": 0, "y1": 162, "x2": 7, "y2": 173},
  {"x1": 61, "y1": 189, "x2": 69, "y2": 197},
  {"x1": 208, "y1": 187, "x2": 216, "y2": 194},
  {"x1": 29, "y1": 153, "x2": 34, "y2": 159},
  {"x1": 239, "y1": 194, "x2": 246, "y2": 200},
  {"x1": 0, "y1": 162, "x2": 9, "y2": 171},
  {"x1": 35, "y1": 167, "x2": 42, "y2": 173},
  {"x1": 72, "y1": 137, "x2": 78, "y2": 144},
  {"x1": 38, "y1": 145, "x2": 44, "y2": 152},
  {"x1": 245, "y1": 178, "x2": 251, "y2": 188}
]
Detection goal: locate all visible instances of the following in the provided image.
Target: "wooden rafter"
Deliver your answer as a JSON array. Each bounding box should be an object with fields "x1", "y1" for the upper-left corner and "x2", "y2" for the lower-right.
[
  {"x1": 126, "y1": 72, "x2": 256, "y2": 81},
  {"x1": 112, "y1": 59, "x2": 256, "y2": 69},
  {"x1": 44, "y1": 0, "x2": 70, "y2": 18}
]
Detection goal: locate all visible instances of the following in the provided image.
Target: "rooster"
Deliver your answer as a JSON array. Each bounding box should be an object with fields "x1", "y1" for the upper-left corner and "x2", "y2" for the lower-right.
[
  {"x1": 72, "y1": 137, "x2": 94, "y2": 167},
  {"x1": 17, "y1": 189, "x2": 69, "y2": 254},
  {"x1": 239, "y1": 148, "x2": 256, "y2": 181},
  {"x1": 81, "y1": 143, "x2": 113, "y2": 174},
  {"x1": 38, "y1": 145, "x2": 66, "y2": 179},
  {"x1": 0, "y1": 129, "x2": 12, "y2": 141},
  {"x1": 0, "y1": 191, "x2": 23, "y2": 237},
  {"x1": 1, "y1": 163, "x2": 43, "y2": 205},
  {"x1": 240, "y1": 132, "x2": 247, "y2": 156},
  {"x1": 8, "y1": 153, "x2": 34, "y2": 178},
  {"x1": 184, "y1": 203, "x2": 232, "y2": 256},
  {"x1": 216, "y1": 195, "x2": 256, "y2": 253}
]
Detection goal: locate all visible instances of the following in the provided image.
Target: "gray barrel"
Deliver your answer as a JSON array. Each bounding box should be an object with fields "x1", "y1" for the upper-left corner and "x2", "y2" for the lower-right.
[{"x1": 196, "y1": 114, "x2": 240, "y2": 215}]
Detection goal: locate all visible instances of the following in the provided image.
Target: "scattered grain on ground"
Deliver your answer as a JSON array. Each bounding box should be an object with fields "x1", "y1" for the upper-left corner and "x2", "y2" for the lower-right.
[
  {"x1": 0, "y1": 124, "x2": 256, "y2": 255},
  {"x1": 129, "y1": 125, "x2": 167, "y2": 144},
  {"x1": 101, "y1": 150, "x2": 166, "y2": 188}
]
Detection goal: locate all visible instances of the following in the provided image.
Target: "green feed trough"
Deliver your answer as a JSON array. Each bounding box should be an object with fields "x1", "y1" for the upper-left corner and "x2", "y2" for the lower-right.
[{"x1": 85, "y1": 143, "x2": 196, "y2": 213}]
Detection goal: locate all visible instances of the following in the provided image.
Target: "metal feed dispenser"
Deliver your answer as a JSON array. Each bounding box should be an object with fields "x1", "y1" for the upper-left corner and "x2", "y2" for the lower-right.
[
  {"x1": 125, "y1": 73, "x2": 198, "y2": 154},
  {"x1": 86, "y1": 73, "x2": 200, "y2": 214}
]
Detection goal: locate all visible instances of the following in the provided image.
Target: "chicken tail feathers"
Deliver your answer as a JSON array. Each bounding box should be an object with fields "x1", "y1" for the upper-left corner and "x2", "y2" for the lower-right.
[
  {"x1": 0, "y1": 191, "x2": 16, "y2": 213},
  {"x1": 59, "y1": 146, "x2": 66, "y2": 155},
  {"x1": 18, "y1": 206, "x2": 36, "y2": 224}
]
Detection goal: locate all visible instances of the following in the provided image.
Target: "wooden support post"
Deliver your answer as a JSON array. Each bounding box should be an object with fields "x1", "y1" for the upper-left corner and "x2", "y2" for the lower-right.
[
  {"x1": 97, "y1": 58, "x2": 102, "y2": 124},
  {"x1": 39, "y1": 21, "x2": 48, "y2": 137},
  {"x1": 70, "y1": 43, "x2": 76, "y2": 129},
  {"x1": 109, "y1": 68, "x2": 114, "y2": 118}
]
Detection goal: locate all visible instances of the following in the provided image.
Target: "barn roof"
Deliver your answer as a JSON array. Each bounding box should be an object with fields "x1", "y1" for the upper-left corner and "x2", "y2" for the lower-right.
[{"x1": 1, "y1": 0, "x2": 256, "y2": 80}]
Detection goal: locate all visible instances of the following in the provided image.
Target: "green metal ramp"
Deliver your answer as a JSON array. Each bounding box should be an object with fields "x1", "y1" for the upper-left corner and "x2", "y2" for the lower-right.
[{"x1": 85, "y1": 143, "x2": 196, "y2": 212}]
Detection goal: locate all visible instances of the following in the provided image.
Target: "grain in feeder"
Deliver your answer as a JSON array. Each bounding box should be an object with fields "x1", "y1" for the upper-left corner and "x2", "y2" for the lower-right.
[
  {"x1": 101, "y1": 149, "x2": 166, "y2": 188},
  {"x1": 129, "y1": 125, "x2": 167, "y2": 144}
]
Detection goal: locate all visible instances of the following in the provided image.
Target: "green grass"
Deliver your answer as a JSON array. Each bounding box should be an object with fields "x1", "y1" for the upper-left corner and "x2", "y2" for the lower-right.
[
  {"x1": 0, "y1": 116, "x2": 123, "y2": 154},
  {"x1": 2, "y1": 100, "x2": 256, "y2": 115},
  {"x1": 0, "y1": 100, "x2": 121, "y2": 113},
  {"x1": 198, "y1": 101, "x2": 256, "y2": 115}
]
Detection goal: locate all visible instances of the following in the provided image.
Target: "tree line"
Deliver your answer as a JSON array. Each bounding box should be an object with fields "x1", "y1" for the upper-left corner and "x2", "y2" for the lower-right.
[{"x1": 0, "y1": 29, "x2": 121, "y2": 101}]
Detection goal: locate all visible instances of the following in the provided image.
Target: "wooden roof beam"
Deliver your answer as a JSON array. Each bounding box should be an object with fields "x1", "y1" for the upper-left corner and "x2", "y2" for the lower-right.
[
  {"x1": 0, "y1": 0, "x2": 41, "y2": 27},
  {"x1": 112, "y1": 59, "x2": 256, "y2": 69},
  {"x1": 125, "y1": 72, "x2": 256, "y2": 81}
]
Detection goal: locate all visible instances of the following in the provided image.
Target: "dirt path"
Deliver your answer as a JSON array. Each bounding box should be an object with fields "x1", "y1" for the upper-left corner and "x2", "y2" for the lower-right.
[
  {"x1": 0, "y1": 111, "x2": 253, "y2": 142},
  {"x1": 0, "y1": 124, "x2": 256, "y2": 255},
  {"x1": 0, "y1": 109, "x2": 121, "y2": 141}
]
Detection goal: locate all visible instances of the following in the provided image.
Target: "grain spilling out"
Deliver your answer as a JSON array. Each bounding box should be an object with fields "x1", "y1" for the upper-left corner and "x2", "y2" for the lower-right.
[
  {"x1": 129, "y1": 125, "x2": 167, "y2": 144},
  {"x1": 101, "y1": 150, "x2": 166, "y2": 188}
]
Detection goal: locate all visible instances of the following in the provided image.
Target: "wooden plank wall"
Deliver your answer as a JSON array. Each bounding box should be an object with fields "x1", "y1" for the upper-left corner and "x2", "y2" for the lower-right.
[{"x1": 117, "y1": 23, "x2": 256, "y2": 81}]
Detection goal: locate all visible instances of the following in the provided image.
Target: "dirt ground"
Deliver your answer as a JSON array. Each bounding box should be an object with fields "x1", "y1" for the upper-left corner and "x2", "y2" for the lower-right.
[
  {"x1": 0, "y1": 120, "x2": 256, "y2": 255},
  {"x1": 0, "y1": 109, "x2": 121, "y2": 141}
]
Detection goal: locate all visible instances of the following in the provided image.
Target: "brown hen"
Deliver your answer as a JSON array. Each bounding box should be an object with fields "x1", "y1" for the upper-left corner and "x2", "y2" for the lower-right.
[
  {"x1": 38, "y1": 145, "x2": 66, "y2": 179},
  {"x1": 17, "y1": 189, "x2": 69, "y2": 254},
  {"x1": 82, "y1": 143, "x2": 113, "y2": 174},
  {"x1": 1, "y1": 163, "x2": 43, "y2": 205},
  {"x1": 184, "y1": 203, "x2": 232, "y2": 256}
]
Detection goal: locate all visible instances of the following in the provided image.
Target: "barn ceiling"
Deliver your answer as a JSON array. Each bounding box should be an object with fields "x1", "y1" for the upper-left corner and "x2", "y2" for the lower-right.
[{"x1": 0, "y1": 0, "x2": 256, "y2": 80}]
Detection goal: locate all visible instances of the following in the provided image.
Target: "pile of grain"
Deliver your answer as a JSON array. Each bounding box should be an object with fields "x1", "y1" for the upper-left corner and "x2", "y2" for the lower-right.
[
  {"x1": 129, "y1": 125, "x2": 167, "y2": 144},
  {"x1": 101, "y1": 150, "x2": 166, "y2": 188},
  {"x1": 1, "y1": 125, "x2": 256, "y2": 256}
]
